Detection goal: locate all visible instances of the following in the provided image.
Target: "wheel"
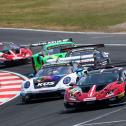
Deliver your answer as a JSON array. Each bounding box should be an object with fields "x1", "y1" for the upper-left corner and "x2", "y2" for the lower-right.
[
  {"x1": 4, "y1": 61, "x2": 12, "y2": 66},
  {"x1": 64, "y1": 102, "x2": 74, "y2": 109},
  {"x1": 21, "y1": 95, "x2": 31, "y2": 104}
]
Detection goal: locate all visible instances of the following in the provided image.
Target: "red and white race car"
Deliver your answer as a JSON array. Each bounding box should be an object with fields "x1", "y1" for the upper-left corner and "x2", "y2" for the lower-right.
[
  {"x1": 0, "y1": 42, "x2": 32, "y2": 66},
  {"x1": 64, "y1": 67, "x2": 126, "y2": 109}
]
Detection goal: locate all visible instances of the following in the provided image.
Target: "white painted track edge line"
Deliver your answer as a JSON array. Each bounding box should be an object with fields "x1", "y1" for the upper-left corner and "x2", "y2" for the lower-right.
[
  {"x1": 1, "y1": 27, "x2": 126, "y2": 34},
  {"x1": 81, "y1": 120, "x2": 126, "y2": 126},
  {"x1": 0, "y1": 92, "x2": 20, "y2": 106},
  {"x1": 73, "y1": 105, "x2": 126, "y2": 126},
  {"x1": 0, "y1": 70, "x2": 28, "y2": 80}
]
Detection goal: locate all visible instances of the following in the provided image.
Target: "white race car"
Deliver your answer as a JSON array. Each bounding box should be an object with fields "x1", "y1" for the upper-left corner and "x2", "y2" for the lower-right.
[{"x1": 20, "y1": 62, "x2": 86, "y2": 103}]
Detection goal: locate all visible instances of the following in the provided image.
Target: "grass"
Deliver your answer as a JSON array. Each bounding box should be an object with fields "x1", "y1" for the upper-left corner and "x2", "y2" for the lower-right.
[{"x1": 0, "y1": 0, "x2": 126, "y2": 31}]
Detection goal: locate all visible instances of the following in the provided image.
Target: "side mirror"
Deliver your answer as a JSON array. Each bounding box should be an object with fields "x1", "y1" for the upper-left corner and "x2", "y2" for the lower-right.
[
  {"x1": 69, "y1": 83, "x2": 76, "y2": 87},
  {"x1": 117, "y1": 77, "x2": 123, "y2": 84},
  {"x1": 28, "y1": 73, "x2": 34, "y2": 78},
  {"x1": 75, "y1": 68, "x2": 83, "y2": 73},
  {"x1": 117, "y1": 80, "x2": 122, "y2": 84}
]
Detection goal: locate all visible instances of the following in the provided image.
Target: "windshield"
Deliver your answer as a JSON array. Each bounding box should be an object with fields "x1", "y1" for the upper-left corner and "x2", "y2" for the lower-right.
[
  {"x1": 0, "y1": 42, "x2": 19, "y2": 51},
  {"x1": 69, "y1": 51, "x2": 93, "y2": 57},
  {"x1": 47, "y1": 44, "x2": 73, "y2": 55},
  {"x1": 77, "y1": 71, "x2": 119, "y2": 86},
  {"x1": 35, "y1": 65, "x2": 73, "y2": 77}
]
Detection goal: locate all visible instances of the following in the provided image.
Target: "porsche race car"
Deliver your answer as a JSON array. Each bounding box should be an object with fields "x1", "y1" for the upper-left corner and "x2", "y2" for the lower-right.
[
  {"x1": 20, "y1": 61, "x2": 87, "y2": 103},
  {"x1": 64, "y1": 67, "x2": 126, "y2": 109},
  {"x1": 0, "y1": 42, "x2": 32, "y2": 66}
]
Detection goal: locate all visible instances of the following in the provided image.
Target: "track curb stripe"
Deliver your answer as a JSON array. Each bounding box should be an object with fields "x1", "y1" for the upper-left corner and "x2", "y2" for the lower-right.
[{"x1": 0, "y1": 70, "x2": 28, "y2": 105}]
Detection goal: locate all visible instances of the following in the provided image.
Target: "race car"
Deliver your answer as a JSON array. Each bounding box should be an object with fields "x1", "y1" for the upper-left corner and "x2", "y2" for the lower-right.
[
  {"x1": 0, "y1": 42, "x2": 32, "y2": 66},
  {"x1": 31, "y1": 38, "x2": 75, "y2": 73},
  {"x1": 20, "y1": 61, "x2": 87, "y2": 103},
  {"x1": 64, "y1": 67, "x2": 126, "y2": 109},
  {"x1": 48, "y1": 44, "x2": 110, "y2": 70}
]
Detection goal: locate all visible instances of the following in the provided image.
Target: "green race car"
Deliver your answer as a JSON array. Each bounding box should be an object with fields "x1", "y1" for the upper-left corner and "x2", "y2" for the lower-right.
[{"x1": 31, "y1": 38, "x2": 75, "y2": 73}]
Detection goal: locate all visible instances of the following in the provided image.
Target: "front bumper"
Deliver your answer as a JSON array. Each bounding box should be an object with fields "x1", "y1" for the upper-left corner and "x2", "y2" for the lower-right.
[
  {"x1": 64, "y1": 97, "x2": 118, "y2": 108},
  {"x1": 20, "y1": 89, "x2": 65, "y2": 100}
]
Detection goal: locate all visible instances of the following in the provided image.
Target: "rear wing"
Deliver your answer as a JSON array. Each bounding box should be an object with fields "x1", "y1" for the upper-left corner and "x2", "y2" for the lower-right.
[
  {"x1": 61, "y1": 44, "x2": 104, "y2": 52},
  {"x1": 29, "y1": 38, "x2": 73, "y2": 47}
]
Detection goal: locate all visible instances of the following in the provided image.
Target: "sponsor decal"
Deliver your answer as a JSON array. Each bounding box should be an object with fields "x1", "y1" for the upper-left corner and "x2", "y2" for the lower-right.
[
  {"x1": 83, "y1": 97, "x2": 96, "y2": 101},
  {"x1": 37, "y1": 81, "x2": 55, "y2": 87}
]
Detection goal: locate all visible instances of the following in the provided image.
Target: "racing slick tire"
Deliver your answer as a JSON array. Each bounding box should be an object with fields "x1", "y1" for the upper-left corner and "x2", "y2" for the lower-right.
[
  {"x1": 64, "y1": 102, "x2": 75, "y2": 109},
  {"x1": 21, "y1": 95, "x2": 31, "y2": 104},
  {"x1": 4, "y1": 61, "x2": 12, "y2": 66}
]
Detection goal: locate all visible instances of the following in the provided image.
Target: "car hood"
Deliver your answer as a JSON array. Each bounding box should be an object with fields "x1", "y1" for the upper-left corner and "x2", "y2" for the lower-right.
[
  {"x1": 34, "y1": 74, "x2": 65, "y2": 82},
  {"x1": 68, "y1": 81, "x2": 121, "y2": 101}
]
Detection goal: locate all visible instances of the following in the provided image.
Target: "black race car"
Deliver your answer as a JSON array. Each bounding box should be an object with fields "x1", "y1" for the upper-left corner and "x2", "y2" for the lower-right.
[{"x1": 60, "y1": 44, "x2": 111, "y2": 70}]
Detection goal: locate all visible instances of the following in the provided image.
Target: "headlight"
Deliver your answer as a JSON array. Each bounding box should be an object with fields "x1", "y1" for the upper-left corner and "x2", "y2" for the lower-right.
[
  {"x1": 63, "y1": 77, "x2": 71, "y2": 84},
  {"x1": 24, "y1": 81, "x2": 30, "y2": 89}
]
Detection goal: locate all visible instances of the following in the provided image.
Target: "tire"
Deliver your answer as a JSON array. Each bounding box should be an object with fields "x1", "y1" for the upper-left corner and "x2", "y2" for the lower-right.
[
  {"x1": 4, "y1": 61, "x2": 12, "y2": 66},
  {"x1": 64, "y1": 102, "x2": 74, "y2": 109},
  {"x1": 21, "y1": 95, "x2": 31, "y2": 104}
]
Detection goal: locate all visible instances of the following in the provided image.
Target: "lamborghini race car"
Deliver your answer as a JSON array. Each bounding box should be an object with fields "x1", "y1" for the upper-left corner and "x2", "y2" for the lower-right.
[
  {"x1": 20, "y1": 61, "x2": 86, "y2": 103},
  {"x1": 31, "y1": 38, "x2": 75, "y2": 73},
  {"x1": 64, "y1": 67, "x2": 126, "y2": 109},
  {"x1": 49, "y1": 44, "x2": 110, "y2": 70},
  {"x1": 0, "y1": 42, "x2": 32, "y2": 66}
]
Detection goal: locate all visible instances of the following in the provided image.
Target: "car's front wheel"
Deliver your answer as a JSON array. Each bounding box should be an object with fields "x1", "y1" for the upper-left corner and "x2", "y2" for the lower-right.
[
  {"x1": 21, "y1": 95, "x2": 31, "y2": 104},
  {"x1": 64, "y1": 102, "x2": 75, "y2": 109}
]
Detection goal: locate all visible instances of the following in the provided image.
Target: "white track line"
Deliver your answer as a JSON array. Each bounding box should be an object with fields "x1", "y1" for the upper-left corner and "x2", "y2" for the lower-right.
[
  {"x1": 0, "y1": 80, "x2": 23, "y2": 84},
  {"x1": 0, "y1": 85, "x2": 21, "y2": 89},
  {"x1": 82, "y1": 120, "x2": 126, "y2": 126},
  {"x1": 1, "y1": 28, "x2": 126, "y2": 45},
  {"x1": 0, "y1": 98, "x2": 10, "y2": 102},
  {"x1": 1, "y1": 27, "x2": 126, "y2": 34},
  {"x1": 0, "y1": 76, "x2": 21, "y2": 79},
  {"x1": 0, "y1": 73, "x2": 12, "y2": 75},
  {"x1": 0, "y1": 91, "x2": 21, "y2": 95},
  {"x1": 73, "y1": 104, "x2": 126, "y2": 126}
]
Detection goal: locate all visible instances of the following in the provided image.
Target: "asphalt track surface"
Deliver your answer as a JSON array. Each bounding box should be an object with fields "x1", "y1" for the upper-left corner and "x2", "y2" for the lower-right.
[{"x1": 1, "y1": 29, "x2": 126, "y2": 126}]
